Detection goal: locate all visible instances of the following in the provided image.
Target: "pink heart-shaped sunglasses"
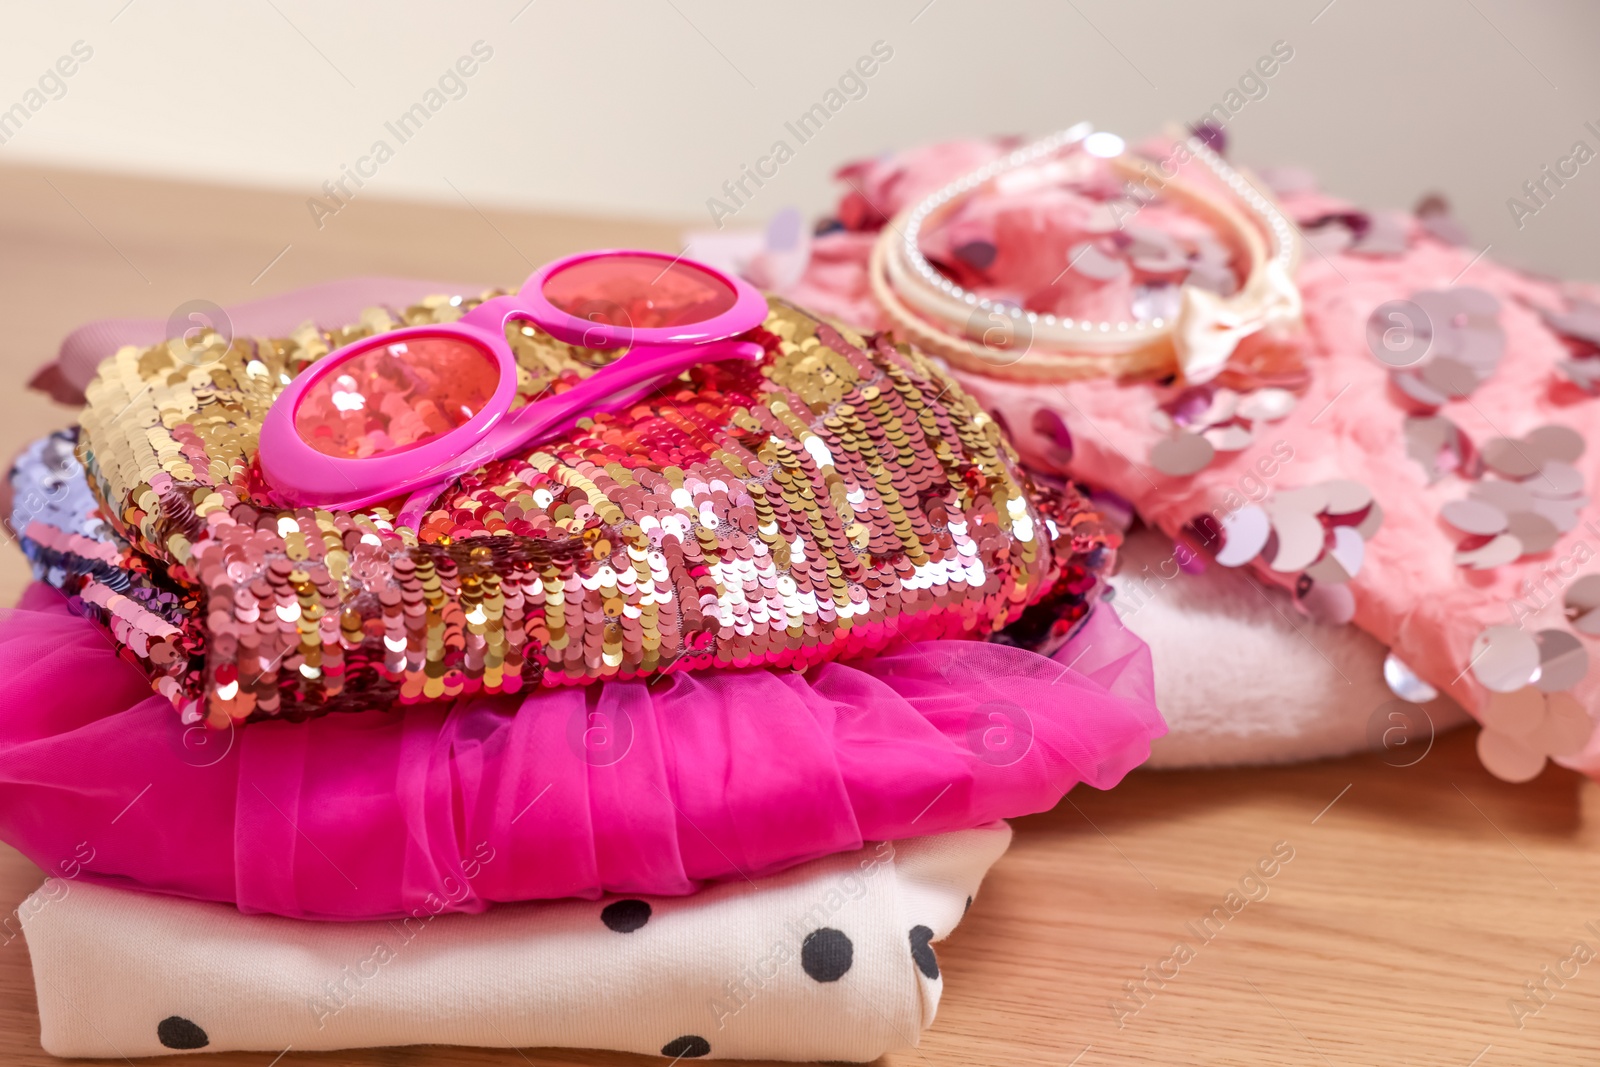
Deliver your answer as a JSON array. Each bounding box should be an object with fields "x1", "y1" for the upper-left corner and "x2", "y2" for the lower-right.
[{"x1": 258, "y1": 249, "x2": 769, "y2": 528}]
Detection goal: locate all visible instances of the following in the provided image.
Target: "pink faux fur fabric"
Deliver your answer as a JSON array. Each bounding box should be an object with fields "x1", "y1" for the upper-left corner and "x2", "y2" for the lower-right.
[{"x1": 785, "y1": 138, "x2": 1600, "y2": 774}]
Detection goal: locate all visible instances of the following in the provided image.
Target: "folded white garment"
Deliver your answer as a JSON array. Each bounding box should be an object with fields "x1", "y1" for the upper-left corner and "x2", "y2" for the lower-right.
[
  {"x1": 1110, "y1": 526, "x2": 1469, "y2": 768},
  {"x1": 22, "y1": 825, "x2": 1009, "y2": 1061}
]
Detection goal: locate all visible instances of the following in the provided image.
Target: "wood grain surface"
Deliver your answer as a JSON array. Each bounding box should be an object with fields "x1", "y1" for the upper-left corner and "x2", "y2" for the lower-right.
[{"x1": 1, "y1": 163, "x2": 1597, "y2": 1066}]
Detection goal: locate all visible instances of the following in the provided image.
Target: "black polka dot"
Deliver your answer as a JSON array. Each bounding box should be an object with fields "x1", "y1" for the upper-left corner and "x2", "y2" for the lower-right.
[
  {"x1": 157, "y1": 1016, "x2": 209, "y2": 1050},
  {"x1": 600, "y1": 898, "x2": 652, "y2": 933},
  {"x1": 800, "y1": 927, "x2": 854, "y2": 982},
  {"x1": 909, "y1": 925, "x2": 939, "y2": 980},
  {"x1": 661, "y1": 1034, "x2": 711, "y2": 1059}
]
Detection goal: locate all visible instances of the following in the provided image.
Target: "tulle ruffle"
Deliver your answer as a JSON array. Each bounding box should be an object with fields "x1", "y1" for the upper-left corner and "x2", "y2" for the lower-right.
[{"x1": 0, "y1": 584, "x2": 1161, "y2": 920}]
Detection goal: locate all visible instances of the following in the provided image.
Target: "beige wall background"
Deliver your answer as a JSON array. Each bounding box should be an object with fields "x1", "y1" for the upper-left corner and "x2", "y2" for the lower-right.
[{"x1": 1, "y1": 0, "x2": 1597, "y2": 277}]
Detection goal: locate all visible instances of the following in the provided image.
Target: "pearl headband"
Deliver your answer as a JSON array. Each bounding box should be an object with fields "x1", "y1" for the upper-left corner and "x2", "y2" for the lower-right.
[{"x1": 870, "y1": 124, "x2": 1304, "y2": 383}]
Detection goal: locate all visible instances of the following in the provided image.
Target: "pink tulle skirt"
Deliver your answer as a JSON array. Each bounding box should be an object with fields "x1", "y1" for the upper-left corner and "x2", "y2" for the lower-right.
[{"x1": 0, "y1": 584, "x2": 1162, "y2": 920}]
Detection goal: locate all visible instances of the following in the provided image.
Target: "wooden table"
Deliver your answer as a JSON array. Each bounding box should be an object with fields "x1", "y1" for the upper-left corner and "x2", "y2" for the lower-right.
[{"x1": 2, "y1": 164, "x2": 1598, "y2": 1066}]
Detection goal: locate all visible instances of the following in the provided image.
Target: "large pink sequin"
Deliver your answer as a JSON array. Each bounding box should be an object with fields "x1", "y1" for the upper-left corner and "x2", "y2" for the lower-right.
[{"x1": 293, "y1": 336, "x2": 499, "y2": 458}]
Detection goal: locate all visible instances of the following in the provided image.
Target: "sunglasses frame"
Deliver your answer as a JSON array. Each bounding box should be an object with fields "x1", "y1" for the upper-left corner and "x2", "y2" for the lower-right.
[{"x1": 258, "y1": 249, "x2": 769, "y2": 516}]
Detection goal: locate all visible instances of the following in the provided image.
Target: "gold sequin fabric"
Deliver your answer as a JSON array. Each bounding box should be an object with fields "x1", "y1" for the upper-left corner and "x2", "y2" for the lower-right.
[{"x1": 69, "y1": 294, "x2": 1113, "y2": 726}]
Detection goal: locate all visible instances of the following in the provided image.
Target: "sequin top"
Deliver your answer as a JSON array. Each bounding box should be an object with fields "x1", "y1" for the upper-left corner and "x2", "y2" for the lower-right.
[{"x1": 30, "y1": 294, "x2": 1116, "y2": 727}]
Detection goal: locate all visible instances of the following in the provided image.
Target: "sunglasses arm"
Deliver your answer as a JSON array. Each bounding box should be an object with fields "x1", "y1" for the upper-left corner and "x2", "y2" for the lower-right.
[
  {"x1": 483, "y1": 338, "x2": 764, "y2": 456},
  {"x1": 392, "y1": 338, "x2": 763, "y2": 530}
]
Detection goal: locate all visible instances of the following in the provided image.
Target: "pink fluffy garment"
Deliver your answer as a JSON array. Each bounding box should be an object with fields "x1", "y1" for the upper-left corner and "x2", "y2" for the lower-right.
[{"x1": 784, "y1": 136, "x2": 1600, "y2": 775}]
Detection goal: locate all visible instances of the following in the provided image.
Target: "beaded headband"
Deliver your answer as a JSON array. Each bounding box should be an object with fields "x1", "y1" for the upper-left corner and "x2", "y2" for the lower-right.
[
  {"x1": 48, "y1": 290, "x2": 1117, "y2": 727},
  {"x1": 869, "y1": 124, "x2": 1304, "y2": 386}
]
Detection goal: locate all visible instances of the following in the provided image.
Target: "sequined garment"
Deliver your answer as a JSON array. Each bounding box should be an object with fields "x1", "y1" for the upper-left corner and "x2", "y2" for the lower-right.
[{"x1": 44, "y1": 295, "x2": 1116, "y2": 727}]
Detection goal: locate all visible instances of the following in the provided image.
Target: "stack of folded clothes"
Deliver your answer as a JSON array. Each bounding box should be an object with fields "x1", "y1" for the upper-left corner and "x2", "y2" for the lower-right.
[{"x1": 1, "y1": 256, "x2": 1162, "y2": 1059}]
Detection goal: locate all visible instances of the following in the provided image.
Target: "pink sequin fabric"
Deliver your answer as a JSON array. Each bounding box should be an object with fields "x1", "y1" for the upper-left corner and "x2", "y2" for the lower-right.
[{"x1": 65, "y1": 296, "x2": 1117, "y2": 726}]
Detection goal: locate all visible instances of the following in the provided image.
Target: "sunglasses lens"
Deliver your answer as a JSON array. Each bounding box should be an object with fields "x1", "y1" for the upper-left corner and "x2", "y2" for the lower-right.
[
  {"x1": 293, "y1": 336, "x2": 499, "y2": 458},
  {"x1": 541, "y1": 253, "x2": 739, "y2": 331}
]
